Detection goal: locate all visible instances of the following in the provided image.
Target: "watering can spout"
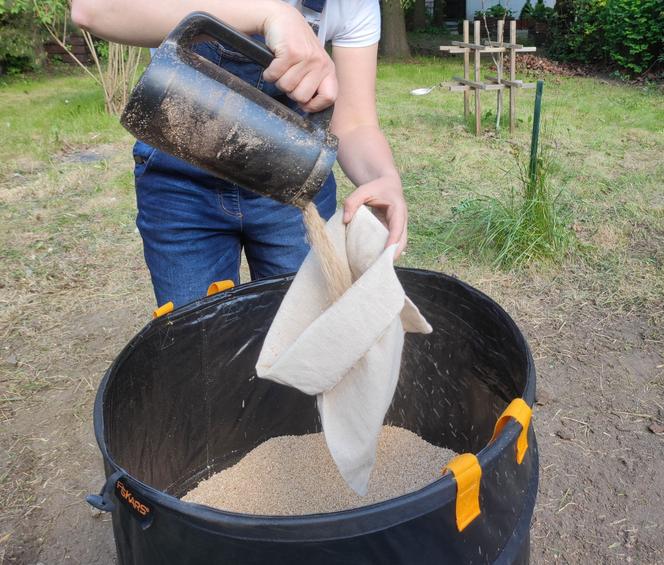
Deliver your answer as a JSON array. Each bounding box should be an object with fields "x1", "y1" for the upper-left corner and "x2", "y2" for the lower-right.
[{"x1": 121, "y1": 11, "x2": 337, "y2": 206}]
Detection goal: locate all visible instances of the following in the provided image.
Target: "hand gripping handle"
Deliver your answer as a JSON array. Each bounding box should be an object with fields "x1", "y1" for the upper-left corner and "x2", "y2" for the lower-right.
[
  {"x1": 166, "y1": 12, "x2": 333, "y2": 132},
  {"x1": 168, "y1": 11, "x2": 274, "y2": 68}
]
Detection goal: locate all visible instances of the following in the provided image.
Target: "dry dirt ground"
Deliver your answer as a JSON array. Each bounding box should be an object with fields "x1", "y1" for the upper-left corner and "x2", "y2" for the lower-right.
[{"x1": 1, "y1": 144, "x2": 663, "y2": 564}]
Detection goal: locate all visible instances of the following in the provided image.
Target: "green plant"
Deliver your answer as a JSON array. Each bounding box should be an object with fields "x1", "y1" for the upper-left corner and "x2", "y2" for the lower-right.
[
  {"x1": 0, "y1": 2, "x2": 47, "y2": 74},
  {"x1": 547, "y1": 0, "x2": 605, "y2": 64},
  {"x1": 442, "y1": 146, "x2": 573, "y2": 268},
  {"x1": 29, "y1": 0, "x2": 144, "y2": 115},
  {"x1": 486, "y1": 4, "x2": 514, "y2": 19},
  {"x1": 0, "y1": 10, "x2": 37, "y2": 73},
  {"x1": 1, "y1": 0, "x2": 69, "y2": 31},
  {"x1": 441, "y1": 84, "x2": 573, "y2": 269},
  {"x1": 532, "y1": 0, "x2": 555, "y2": 21},
  {"x1": 94, "y1": 38, "x2": 109, "y2": 61},
  {"x1": 604, "y1": 0, "x2": 663, "y2": 75},
  {"x1": 0, "y1": 0, "x2": 69, "y2": 74},
  {"x1": 475, "y1": 1, "x2": 514, "y2": 19},
  {"x1": 520, "y1": 0, "x2": 534, "y2": 20},
  {"x1": 552, "y1": 0, "x2": 575, "y2": 25},
  {"x1": 1, "y1": 0, "x2": 142, "y2": 110},
  {"x1": 547, "y1": 0, "x2": 663, "y2": 76}
]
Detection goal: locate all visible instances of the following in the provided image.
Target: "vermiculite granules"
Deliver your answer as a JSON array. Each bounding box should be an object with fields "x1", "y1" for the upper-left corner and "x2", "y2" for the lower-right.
[{"x1": 182, "y1": 426, "x2": 456, "y2": 515}]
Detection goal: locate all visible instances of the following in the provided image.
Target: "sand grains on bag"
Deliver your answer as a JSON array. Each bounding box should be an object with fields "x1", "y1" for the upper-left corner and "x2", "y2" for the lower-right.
[{"x1": 182, "y1": 426, "x2": 456, "y2": 515}]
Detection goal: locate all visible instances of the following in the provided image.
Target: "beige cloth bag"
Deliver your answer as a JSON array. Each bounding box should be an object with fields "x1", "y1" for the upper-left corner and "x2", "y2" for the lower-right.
[{"x1": 256, "y1": 206, "x2": 432, "y2": 495}]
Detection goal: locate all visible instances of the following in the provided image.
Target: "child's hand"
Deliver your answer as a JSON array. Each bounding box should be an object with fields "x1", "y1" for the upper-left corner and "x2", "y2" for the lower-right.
[{"x1": 262, "y1": 4, "x2": 337, "y2": 112}]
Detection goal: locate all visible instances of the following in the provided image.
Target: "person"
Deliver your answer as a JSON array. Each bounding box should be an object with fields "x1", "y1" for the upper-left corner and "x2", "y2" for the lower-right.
[{"x1": 71, "y1": 0, "x2": 408, "y2": 307}]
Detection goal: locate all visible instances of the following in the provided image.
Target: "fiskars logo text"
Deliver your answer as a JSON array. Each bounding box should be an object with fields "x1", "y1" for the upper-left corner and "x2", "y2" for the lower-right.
[{"x1": 116, "y1": 480, "x2": 150, "y2": 516}]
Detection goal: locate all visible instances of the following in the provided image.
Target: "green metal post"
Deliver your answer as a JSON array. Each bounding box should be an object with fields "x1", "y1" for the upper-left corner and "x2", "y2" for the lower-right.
[{"x1": 529, "y1": 80, "x2": 544, "y2": 185}]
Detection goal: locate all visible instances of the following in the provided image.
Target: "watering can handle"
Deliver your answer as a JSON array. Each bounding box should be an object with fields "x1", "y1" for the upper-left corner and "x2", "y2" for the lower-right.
[{"x1": 167, "y1": 11, "x2": 334, "y2": 131}]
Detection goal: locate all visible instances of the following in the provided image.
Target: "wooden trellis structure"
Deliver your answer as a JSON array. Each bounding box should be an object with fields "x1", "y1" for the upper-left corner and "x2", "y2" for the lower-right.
[{"x1": 440, "y1": 20, "x2": 537, "y2": 135}]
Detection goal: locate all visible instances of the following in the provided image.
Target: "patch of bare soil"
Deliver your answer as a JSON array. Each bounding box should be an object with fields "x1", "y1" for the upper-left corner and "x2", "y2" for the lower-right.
[
  {"x1": 1, "y1": 144, "x2": 153, "y2": 564},
  {"x1": 1, "y1": 145, "x2": 662, "y2": 564},
  {"x1": 58, "y1": 143, "x2": 120, "y2": 165},
  {"x1": 477, "y1": 271, "x2": 664, "y2": 564},
  {"x1": 0, "y1": 295, "x2": 152, "y2": 564}
]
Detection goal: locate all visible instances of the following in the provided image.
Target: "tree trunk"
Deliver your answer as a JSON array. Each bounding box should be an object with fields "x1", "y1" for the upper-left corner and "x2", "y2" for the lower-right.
[
  {"x1": 380, "y1": 0, "x2": 411, "y2": 59},
  {"x1": 413, "y1": 0, "x2": 427, "y2": 31},
  {"x1": 432, "y1": 0, "x2": 446, "y2": 27}
]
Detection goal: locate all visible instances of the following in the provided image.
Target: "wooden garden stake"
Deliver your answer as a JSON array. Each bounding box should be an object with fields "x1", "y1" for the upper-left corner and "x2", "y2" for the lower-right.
[
  {"x1": 496, "y1": 19, "x2": 504, "y2": 131},
  {"x1": 509, "y1": 20, "x2": 517, "y2": 134},
  {"x1": 438, "y1": 20, "x2": 537, "y2": 136},
  {"x1": 474, "y1": 20, "x2": 481, "y2": 136},
  {"x1": 463, "y1": 20, "x2": 470, "y2": 120}
]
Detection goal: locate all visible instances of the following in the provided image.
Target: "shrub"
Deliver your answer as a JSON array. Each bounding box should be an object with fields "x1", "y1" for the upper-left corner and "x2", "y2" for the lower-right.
[
  {"x1": 520, "y1": 0, "x2": 534, "y2": 21},
  {"x1": 548, "y1": 0, "x2": 605, "y2": 64},
  {"x1": 548, "y1": 0, "x2": 664, "y2": 76},
  {"x1": 604, "y1": 0, "x2": 663, "y2": 75},
  {"x1": 487, "y1": 4, "x2": 514, "y2": 19},
  {"x1": 532, "y1": 0, "x2": 555, "y2": 21},
  {"x1": 0, "y1": 0, "x2": 70, "y2": 74},
  {"x1": 0, "y1": 9, "x2": 41, "y2": 74},
  {"x1": 474, "y1": 4, "x2": 515, "y2": 20}
]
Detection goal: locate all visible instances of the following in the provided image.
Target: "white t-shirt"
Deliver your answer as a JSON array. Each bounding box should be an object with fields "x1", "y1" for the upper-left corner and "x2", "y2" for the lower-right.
[{"x1": 285, "y1": 0, "x2": 381, "y2": 48}]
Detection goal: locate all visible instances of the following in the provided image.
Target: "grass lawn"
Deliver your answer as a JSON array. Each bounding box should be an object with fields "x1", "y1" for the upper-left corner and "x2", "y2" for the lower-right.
[
  {"x1": 371, "y1": 59, "x2": 663, "y2": 309},
  {"x1": 0, "y1": 72, "x2": 122, "y2": 171},
  {"x1": 1, "y1": 60, "x2": 663, "y2": 564}
]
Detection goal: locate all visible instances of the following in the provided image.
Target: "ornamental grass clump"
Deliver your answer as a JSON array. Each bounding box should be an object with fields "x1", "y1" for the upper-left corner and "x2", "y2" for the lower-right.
[
  {"x1": 445, "y1": 151, "x2": 572, "y2": 268},
  {"x1": 444, "y1": 83, "x2": 574, "y2": 269}
]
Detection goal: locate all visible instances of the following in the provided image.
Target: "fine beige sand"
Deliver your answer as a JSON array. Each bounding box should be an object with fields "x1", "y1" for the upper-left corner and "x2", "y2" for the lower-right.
[
  {"x1": 301, "y1": 201, "x2": 352, "y2": 302},
  {"x1": 183, "y1": 426, "x2": 457, "y2": 515}
]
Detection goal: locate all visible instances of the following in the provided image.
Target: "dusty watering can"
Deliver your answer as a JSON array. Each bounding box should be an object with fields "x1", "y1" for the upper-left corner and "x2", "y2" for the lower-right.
[{"x1": 121, "y1": 11, "x2": 337, "y2": 206}]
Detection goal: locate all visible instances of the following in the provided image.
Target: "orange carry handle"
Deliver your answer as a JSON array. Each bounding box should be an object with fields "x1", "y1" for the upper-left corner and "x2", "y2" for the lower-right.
[
  {"x1": 442, "y1": 453, "x2": 482, "y2": 532},
  {"x1": 490, "y1": 398, "x2": 532, "y2": 464},
  {"x1": 152, "y1": 301, "x2": 174, "y2": 319},
  {"x1": 207, "y1": 280, "x2": 235, "y2": 296}
]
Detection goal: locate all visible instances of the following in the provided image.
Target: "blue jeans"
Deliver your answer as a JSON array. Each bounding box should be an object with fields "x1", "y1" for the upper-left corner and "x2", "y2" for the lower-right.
[{"x1": 133, "y1": 40, "x2": 337, "y2": 308}]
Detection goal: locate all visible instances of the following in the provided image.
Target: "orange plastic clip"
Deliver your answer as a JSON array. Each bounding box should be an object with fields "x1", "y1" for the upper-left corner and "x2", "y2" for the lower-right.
[
  {"x1": 207, "y1": 280, "x2": 235, "y2": 296},
  {"x1": 442, "y1": 453, "x2": 482, "y2": 532},
  {"x1": 490, "y1": 398, "x2": 532, "y2": 464},
  {"x1": 152, "y1": 301, "x2": 174, "y2": 319}
]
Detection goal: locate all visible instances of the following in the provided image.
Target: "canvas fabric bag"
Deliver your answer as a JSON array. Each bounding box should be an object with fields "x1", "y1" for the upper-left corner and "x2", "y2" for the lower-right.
[{"x1": 256, "y1": 206, "x2": 432, "y2": 494}]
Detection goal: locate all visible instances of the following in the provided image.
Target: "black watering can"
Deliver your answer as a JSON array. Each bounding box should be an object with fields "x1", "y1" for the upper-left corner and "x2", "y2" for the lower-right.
[{"x1": 121, "y1": 12, "x2": 337, "y2": 206}]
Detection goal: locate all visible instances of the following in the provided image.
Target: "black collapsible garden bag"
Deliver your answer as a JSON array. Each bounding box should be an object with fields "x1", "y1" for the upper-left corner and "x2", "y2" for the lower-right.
[{"x1": 89, "y1": 269, "x2": 538, "y2": 564}]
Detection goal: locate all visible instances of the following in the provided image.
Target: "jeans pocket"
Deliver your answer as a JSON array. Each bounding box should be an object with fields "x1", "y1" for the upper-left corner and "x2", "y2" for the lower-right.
[
  {"x1": 213, "y1": 35, "x2": 268, "y2": 89},
  {"x1": 217, "y1": 44, "x2": 255, "y2": 63},
  {"x1": 133, "y1": 141, "x2": 157, "y2": 181},
  {"x1": 202, "y1": 37, "x2": 287, "y2": 98},
  {"x1": 192, "y1": 41, "x2": 223, "y2": 66},
  {"x1": 220, "y1": 56, "x2": 263, "y2": 88}
]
